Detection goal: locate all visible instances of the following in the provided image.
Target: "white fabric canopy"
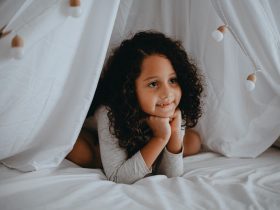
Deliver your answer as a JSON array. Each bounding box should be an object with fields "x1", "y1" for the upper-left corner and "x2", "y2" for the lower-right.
[
  {"x1": 206, "y1": 0, "x2": 280, "y2": 157},
  {"x1": 0, "y1": 0, "x2": 120, "y2": 171},
  {"x1": 0, "y1": 0, "x2": 279, "y2": 172}
]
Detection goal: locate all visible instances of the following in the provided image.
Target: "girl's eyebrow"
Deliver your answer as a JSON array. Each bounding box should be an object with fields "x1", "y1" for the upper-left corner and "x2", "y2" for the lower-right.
[
  {"x1": 143, "y1": 73, "x2": 176, "y2": 81},
  {"x1": 143, "y1": 76, "x2": 158, "y2": 81}
]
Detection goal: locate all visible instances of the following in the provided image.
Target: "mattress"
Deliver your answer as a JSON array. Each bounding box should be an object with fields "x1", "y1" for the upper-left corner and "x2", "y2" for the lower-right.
[{"x1": 0, "y1": 148, "x2": 280, "y2": 210}]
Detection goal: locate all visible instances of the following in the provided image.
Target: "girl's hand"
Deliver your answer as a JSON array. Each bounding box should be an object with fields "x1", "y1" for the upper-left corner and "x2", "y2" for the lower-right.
[
  {"x1": 169, "y1": 108, "x2": 182, "y2": 138},
  {"x1": 167, "y1": 109, "x2": 183, "y2": 154},
  {"x1": 146, "y1": 116, "x2": 171, "y2": 141}
]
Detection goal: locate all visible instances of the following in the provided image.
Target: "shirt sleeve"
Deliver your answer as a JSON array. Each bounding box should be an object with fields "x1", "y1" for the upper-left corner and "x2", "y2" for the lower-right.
[
  {"x1": 93, "y1": 106, "x2": 152, "y2": 184},
  {"x1": 156, "y1": 144, "x2": 184, "y2": 177}
]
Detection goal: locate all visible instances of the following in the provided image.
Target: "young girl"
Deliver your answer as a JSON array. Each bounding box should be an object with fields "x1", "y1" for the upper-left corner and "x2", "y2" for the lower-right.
[{"x1": 66, "y1": 31, "x2": 204, "y2": 184}]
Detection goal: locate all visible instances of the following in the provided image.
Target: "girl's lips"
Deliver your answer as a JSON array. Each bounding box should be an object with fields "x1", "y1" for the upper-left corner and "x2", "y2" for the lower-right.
[{"x1": 156, "y1": 101, "x2": 174, "y2": 110}]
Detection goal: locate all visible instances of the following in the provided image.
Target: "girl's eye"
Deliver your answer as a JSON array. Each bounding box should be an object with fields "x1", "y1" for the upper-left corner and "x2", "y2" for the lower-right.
[
  {"x1": 169, "y1": 78, "x2": 178, "y2": 84},
  {"x1": 148, "y1": 81, "x2": 158, "y2": 88}
]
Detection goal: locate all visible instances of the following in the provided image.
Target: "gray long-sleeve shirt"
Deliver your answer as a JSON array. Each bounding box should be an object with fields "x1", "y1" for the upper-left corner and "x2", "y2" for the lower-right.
[{"x1": 89, "y1": 106, "x2": 184, "y2": 184}]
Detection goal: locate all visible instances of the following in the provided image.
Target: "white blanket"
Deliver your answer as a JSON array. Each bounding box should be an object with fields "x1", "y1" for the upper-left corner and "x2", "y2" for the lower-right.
[{"x1": 1, "y1": 148, "x2": 280, "y2": 210}]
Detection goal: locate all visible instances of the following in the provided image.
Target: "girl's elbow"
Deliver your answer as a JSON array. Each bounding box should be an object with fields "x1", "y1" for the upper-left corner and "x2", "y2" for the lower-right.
[{"x1": 183, "y1": 129, "x2": 202, "y2": 157}]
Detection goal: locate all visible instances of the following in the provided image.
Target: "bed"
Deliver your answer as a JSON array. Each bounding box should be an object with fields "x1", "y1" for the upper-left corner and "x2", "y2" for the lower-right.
[{"x1": 1, "y1": 147, "x2": 279, "y2": 210}]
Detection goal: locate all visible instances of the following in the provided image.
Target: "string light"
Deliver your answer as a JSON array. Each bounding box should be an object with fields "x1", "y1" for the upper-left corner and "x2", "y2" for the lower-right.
[
  {"x1": 69, "y1": 0, "x2": 82, "y2": 17},
  {"x1": 212, "y1": 25, "x2": 227, "y2": 42},
  {"x1": 11, "y1": 34, "x2": 24, "y2": 59},
  {"x1": 213, "y1": 1, "x2": 262, "y2": 92},
  {"x1": 245, "y1": 69, "x2": 261, "y2": 91},
  {"x1": 245, "y1": 73, "x2": 257, "y2": 91},
  {"x1": 0, "y1": 1, "x2": 82, "y2": 60}
]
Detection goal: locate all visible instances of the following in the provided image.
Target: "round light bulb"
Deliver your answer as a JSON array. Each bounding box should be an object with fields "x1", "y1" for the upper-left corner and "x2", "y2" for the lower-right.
[
  {"x1": 68, "y1": 6, "x2": 82, "y2": 17},
  {"x1": 246, "y1": 73, "x2": 257, "y2": 91},
  {"x1": 11, "y1": 35, "x2": 24, "y2": 59},
  {"x1": 211, "y1": 30, "x2": 224, "y2": 42},
  {"x1": 11, "y1": 47, "x2": 24, "y2": 59},
  {"x1": 245, "y1": 80, "x2": 255, "y2": 91},
  {"x1": 212, "y1": 25, "x2": 227, "y2": 42},
  {"x1": 69, "y1": 0, "x2": 82, "y2": 17}
]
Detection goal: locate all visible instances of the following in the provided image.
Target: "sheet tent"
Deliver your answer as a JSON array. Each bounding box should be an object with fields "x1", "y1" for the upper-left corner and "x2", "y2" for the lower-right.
[{"x1": 0, "y1": 0, "x2": 280, "y2": 209}]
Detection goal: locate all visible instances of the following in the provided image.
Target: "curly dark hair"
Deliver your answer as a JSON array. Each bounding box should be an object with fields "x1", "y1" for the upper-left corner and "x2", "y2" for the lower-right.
[{"x1": 87, "y1": 30, "x2": 204, "y2": 158}]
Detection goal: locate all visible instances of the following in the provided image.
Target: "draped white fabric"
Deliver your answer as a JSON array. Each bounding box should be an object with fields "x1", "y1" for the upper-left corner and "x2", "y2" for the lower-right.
[
  {"x1": 207, "y1": 0, "x2": 280, "y2": 157},
  {"x1": 0, "y1": 0, "x2": 279, "y2": 172},
  {"x1": 110, "y1": 0, "x2": 280, "y2": 158},
  {"x1": 0, "y1": 0, "x2": 120, "y2": 171}
]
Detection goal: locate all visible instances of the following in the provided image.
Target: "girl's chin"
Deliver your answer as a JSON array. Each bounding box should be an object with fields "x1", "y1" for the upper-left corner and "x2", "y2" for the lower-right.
[
  {"x1": 157, "y1": 114, "x2": 173, "y2": 118},
  {"x1": 152, "y1": 110, "x2": 175, "y2": 118},
  {"x1": 143, "y1": 107, "x2": 176, "y2": 118}
]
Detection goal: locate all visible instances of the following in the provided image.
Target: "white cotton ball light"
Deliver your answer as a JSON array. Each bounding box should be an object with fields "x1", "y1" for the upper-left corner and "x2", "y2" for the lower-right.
[
  {"x1": 246, "y1": 80, "x2": 255, "y2": 91},
  {"x1": 11, "y1": 35, "x2": 24, "y2": 59},
  {"x1": 211, "y1": 30, "x2": 224, "y2": 42},
  {"x1": 69, "y1": 0, "x2": 82, "y2": 17},
  {"x1": 212, "y1": 25, "x2": 227, "y2": 42},
  {"x1": 245, "y1": 73, "x2": 257, "y2": 91}
]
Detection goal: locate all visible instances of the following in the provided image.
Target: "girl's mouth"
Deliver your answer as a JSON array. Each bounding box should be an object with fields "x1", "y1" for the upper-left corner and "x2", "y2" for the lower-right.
[{"x1": 156, "y1": 101, "x2": 173, "y2": 109}]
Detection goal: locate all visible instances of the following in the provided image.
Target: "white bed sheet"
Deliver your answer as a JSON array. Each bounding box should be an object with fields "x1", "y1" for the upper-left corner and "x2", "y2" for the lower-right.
[{"x1": 0, "y1": 148, "x2": 280, "y2": 210}]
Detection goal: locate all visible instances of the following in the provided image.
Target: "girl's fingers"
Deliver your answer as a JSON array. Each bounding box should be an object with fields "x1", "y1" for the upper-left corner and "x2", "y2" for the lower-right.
[{"x1": 146, "y1": 115, "x2": 171, "y2": 139}]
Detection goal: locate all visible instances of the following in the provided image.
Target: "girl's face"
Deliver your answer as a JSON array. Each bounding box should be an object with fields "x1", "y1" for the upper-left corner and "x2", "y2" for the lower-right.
[{"x1": 135, "y1": 54, "x2": 182, "y2": 118}]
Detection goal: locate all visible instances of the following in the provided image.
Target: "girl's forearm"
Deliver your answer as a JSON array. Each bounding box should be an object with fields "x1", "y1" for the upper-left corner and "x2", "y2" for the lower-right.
[
  {"x1": 140, "y1": 137, "x2": 168, "y2": 168},
  {"x1": 166, "y1": 132, "x2": 183, "y2": 154}
]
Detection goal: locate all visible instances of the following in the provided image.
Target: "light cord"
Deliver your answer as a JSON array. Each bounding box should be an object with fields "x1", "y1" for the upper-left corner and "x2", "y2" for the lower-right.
[
  {"x1": 216, "y1": 0, "x2": 261, "y2": 74},
  {"x1": 6, "y1": 0, "x2": 60, "y2": 34}
]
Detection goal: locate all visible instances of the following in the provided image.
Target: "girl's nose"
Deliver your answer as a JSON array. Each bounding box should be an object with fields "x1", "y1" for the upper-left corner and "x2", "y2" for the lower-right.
[{"x1": 159, "y1": 84, "x2": 172, "y2": 99}]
